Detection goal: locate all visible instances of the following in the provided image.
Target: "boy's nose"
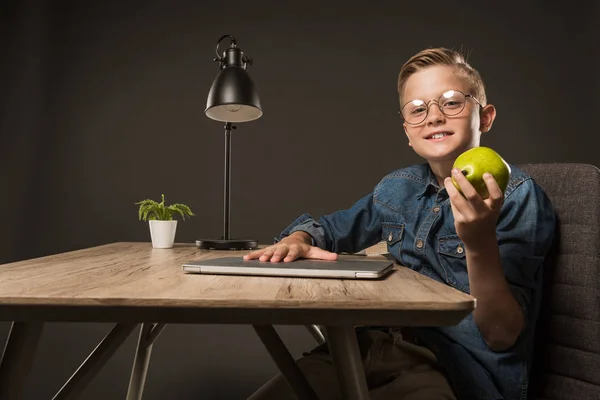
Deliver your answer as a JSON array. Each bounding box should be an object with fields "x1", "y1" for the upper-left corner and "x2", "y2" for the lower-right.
[{"x1": 426, "y1": 103, "x2": 445, "y2": 125}]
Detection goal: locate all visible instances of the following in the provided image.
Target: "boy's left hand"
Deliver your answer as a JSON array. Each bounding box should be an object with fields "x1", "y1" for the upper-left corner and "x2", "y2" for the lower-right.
[{"x1": 444, "y1": 168, "x2": 504, "y2": 248}]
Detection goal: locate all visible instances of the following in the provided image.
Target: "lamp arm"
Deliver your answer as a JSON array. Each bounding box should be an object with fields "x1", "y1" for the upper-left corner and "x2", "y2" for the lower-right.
[
  {"x1": 214, "y1": 35, "x2": 236, "y2": 60},
  {"x1": 213, "y1": 35, "x2": 253, "y2": 70}
]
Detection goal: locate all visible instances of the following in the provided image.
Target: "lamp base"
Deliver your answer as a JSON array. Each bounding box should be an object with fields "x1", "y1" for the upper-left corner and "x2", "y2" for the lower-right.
[{"x1": 196, "y1": 239, "x2": 258, "y2": 250}]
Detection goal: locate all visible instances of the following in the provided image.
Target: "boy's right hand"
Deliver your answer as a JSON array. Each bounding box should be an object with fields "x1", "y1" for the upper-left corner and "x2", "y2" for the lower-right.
[{"x1": 243, "y1": 232, "x2": 338, "y2": 263}]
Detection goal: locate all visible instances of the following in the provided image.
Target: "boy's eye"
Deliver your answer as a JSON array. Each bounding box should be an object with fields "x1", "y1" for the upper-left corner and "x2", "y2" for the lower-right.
[
  {"x1": 411, "y1": 107, "x2": 427, "y2": 115},
  {"x1": 443, "y1": 100, "x2": 464, "y2": 109}
]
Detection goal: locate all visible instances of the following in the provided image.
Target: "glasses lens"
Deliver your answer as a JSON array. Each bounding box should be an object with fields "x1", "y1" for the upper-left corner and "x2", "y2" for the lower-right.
[
  {"x1": 401, "y1": 99, "x2": 428, "y2": 124},
  {"x1": 439, "y1": 90, "x2": 466, "y2": 116}
]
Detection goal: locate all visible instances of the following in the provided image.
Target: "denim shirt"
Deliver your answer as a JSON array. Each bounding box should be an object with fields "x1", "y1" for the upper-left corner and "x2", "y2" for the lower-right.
[{"x1": 280, "y1": 163, "x2": 556, "y2": 400}]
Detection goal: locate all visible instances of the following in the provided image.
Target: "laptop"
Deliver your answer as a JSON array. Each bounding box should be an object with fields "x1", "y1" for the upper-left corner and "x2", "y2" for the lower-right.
[{"x1": 182, "y1": 257, "x2": 394, "y2": 279}]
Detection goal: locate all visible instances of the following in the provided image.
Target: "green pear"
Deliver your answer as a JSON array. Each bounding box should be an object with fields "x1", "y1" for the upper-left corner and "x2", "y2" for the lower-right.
[{"x1": 452, "y1": 146, "x2": 511, "y2": 199}]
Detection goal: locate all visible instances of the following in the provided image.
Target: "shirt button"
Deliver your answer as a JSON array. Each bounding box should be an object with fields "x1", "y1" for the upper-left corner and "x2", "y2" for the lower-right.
[
  {"x1": 432, "y1": 206, "x2": 440, "y2": 213},
  {"x1": 388, "y1": 232, "x2": 393, "y2": 242},
  {"x1": 416, "y1": 239, "x2": 424, "y2": 248},
  {"x1": 457, "y1": 245, "x2": 464, "y2": 254}
]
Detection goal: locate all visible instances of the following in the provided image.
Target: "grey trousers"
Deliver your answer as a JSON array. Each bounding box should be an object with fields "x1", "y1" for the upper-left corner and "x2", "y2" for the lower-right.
[{"x1": 248, "y1": 329, "x2": 456, "y2": 400}]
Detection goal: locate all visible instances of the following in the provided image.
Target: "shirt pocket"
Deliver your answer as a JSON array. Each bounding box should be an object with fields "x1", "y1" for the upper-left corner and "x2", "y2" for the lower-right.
[
  {"x1": 381, "y1": 222, "x2": 405, "y2": 264},
  {"x1": 437, "y1": 235, "x2": 470, "y2": 293}
]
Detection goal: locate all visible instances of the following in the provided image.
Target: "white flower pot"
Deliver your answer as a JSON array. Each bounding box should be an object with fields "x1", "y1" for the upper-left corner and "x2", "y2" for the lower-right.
[{"x1": 149, "y1": 220, "x2": 178, "y2": 248}]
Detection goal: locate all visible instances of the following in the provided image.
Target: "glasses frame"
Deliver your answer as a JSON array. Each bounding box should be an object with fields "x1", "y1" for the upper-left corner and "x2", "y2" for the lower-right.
[{"x1": 399, "y1": 89, "x2": 482, "y2": 125}]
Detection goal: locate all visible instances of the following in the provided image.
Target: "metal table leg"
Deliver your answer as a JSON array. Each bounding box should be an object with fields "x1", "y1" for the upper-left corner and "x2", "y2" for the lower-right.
[
  {"x1": 0, "y1": 322, "x2": 45, "y2": 400},
  {"x1": 325, "y1": 325, "x2": 370, "y2": 400},
  {"x1": 52, "y1": 323, "x2": 138, "y2": 400},
  {"x1": 126, "y1": 323, "x2": 166, "y2": 400},
  {"x1": 253, "y1": 325, "x2": 318, "y2": 400}
]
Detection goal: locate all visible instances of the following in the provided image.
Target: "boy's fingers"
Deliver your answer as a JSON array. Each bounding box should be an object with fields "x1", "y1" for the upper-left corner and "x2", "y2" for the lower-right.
[
  {"x1": 445, "y1": 183, "x2": 464, "y2": 220},
  {"x1": 444, "y1": 176, "x2": 458, "y2": 196},
  {"x1": 270, "y1": 247, "x2": 290, "y2": 263},
  {"x1": 244, "y1": 249, "x2": 266, "y2": 260},
  {"x1": 451, "y1": 169, "x2": 482, "y2": 205},
  {"x1": 258, "y1": 247, "x2": 277, "y2": 261},
  {"x1": 307, "y1": 247, "x2": 338, "y2": 260},
  {"x1": 444, "y1": 177, "x2": 469, "y2": 216},
  {"x1": 247, "y1": 245, "x2": 337, "y2": 263},
  {"x1": 450, "y1": 169, "x2": 471, "y2": 194},
  {"x1": 483, "y1": 173, "x2": 504, "y2": 210},
  {"x1": 283, "y1": 248, "x2": 301, "y2": 262}
]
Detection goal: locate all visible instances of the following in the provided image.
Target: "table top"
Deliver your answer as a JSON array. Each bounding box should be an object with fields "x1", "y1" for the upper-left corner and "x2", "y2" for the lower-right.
[{"x1": 0, "y1": 242, "x2": 475, "y2": 325}]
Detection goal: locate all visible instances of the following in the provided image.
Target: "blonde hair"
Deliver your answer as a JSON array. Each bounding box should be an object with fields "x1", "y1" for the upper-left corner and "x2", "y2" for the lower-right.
[{"x1": 398, "y1": 47, "x2": 487, "y2": 106}]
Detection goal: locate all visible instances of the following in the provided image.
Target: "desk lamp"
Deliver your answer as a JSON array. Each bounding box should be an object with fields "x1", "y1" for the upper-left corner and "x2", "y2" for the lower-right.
[{"x1": 196, "y1": 35, "x2": 262, "y2": 250}]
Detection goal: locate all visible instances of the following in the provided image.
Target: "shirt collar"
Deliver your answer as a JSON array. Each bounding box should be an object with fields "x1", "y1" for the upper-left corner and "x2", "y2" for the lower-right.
[{"x1": 416, "y1": 164, "x2": 441, "y2": 198}]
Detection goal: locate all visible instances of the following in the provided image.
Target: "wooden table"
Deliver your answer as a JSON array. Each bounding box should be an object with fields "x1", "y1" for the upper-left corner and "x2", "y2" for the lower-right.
[{"x1": 0, "y1": 242, "x2": 475, "y2": 400}]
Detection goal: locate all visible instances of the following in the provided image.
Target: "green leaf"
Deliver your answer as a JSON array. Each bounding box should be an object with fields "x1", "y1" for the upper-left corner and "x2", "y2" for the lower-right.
[
  {"x1": 168, "y1": 204, "x2": 195, "y2": 221},
  {"x1": 136, "y1": 199, "x2": 160, "y2": 221},
  {"x1": 141, "y1": 208, "x2": 153, "y2": 221},
  {"x1": 135, "y1": 195, "x2": 194, "y2": 221}
]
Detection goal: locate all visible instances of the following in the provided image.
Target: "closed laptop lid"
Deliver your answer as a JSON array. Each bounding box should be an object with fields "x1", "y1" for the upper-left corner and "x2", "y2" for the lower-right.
[{"x1": 182, "y1": 257, "x2": 394, "y2": 279}]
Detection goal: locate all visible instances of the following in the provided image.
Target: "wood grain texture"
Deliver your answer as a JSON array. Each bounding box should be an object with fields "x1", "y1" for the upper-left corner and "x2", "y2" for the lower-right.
[{"x1": 0, "y1": 243, "x2": 475, "y2": 325}]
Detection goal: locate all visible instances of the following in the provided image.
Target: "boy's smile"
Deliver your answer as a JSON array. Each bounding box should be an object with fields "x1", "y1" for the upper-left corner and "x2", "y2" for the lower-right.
[{"x1": 425, "y1": 130, "x2": 454, "y2": 141}]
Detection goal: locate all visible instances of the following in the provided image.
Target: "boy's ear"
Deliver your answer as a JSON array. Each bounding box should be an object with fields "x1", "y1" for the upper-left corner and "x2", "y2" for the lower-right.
[
  {"x1": 480, "y1": 104, "x2": 497, "y2": 133},
  {"x1": 403, "y1": 123, "x2": 412, "y2": 147}
]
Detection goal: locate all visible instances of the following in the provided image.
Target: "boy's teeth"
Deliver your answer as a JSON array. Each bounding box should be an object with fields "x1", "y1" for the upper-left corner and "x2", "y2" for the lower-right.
[{"x1": 430, "y1": 133, "x2": 447, "y2": 139}]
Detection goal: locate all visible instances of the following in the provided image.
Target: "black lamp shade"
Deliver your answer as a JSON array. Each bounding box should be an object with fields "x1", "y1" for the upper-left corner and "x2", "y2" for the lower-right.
[{"x1": 205, "y1": 66, "x2": 262, "y2": 123}]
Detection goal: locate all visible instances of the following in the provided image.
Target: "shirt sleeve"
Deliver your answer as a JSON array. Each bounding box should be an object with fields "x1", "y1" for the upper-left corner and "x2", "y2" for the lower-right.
[
  {"x1": 279, "y1": 192, "x2": 383, "y2": 254},
  {"x1": 496, "y1": 178, "x2": 557, "y2": 319}
]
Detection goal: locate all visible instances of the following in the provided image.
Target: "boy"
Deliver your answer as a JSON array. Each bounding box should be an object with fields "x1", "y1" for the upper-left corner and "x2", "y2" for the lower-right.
[{"x1": 245, "y1": 48, "x2": 556, "y2": 400}]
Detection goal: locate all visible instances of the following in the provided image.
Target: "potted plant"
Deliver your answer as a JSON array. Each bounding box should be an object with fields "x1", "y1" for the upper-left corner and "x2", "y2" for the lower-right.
[{"x1": 135, "y1": 194, "x2": 195, "y2": 248}]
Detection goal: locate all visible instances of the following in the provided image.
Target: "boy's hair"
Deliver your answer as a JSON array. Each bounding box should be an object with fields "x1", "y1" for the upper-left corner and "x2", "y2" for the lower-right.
[{"x1": 397, "y1": 47, "x2": 487, "y2": 106}]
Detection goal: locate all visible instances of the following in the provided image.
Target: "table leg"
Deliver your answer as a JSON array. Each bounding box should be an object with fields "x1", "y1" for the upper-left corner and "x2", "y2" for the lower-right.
[
  {"x1": 52, "y1": 323, "x2": 137, "y2": 400},
  {"x1": 0, "y1": 321, "x2": 44, "y2": 400},
  {"x1": 324, "y1": 325, "x2": 370, "y2": 400},
  {"x1": 253, "y1": 325, "x2": 318, "y2": 400},
  {"x1": 126, "y1": 323, "x2": 166, "y2": 400}
]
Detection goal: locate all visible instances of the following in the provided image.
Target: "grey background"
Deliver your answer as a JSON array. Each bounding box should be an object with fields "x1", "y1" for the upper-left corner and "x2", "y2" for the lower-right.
[{"x1": 1, "y1": 0, "x2": 598, "y2": 398}]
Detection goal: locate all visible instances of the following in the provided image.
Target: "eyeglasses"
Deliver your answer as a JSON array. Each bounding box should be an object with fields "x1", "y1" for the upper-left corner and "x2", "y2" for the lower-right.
[{"x1": 399, "y1": 89, "x2": 482, "y2": 125}]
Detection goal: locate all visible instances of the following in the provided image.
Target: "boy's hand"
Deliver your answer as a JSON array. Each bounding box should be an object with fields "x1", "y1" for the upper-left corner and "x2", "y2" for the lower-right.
[
  {"x1": 444, "y1": 168, "x2": 504, "y2": 249},
  {"x1": 243, "y1": 233, "x2": 338, "y2": 263}
]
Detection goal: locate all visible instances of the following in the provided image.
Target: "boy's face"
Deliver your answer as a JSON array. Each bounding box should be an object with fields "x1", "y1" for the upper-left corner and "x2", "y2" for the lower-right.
[{"x1": 401, "y1": 65, "x2": 494, "y2": 166}]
